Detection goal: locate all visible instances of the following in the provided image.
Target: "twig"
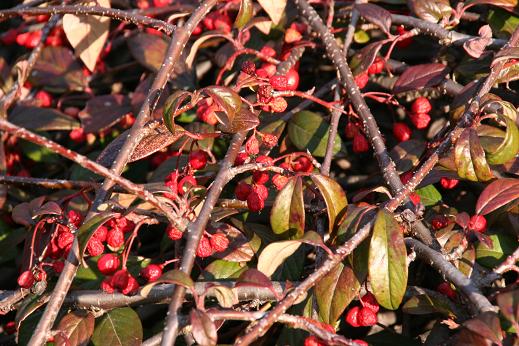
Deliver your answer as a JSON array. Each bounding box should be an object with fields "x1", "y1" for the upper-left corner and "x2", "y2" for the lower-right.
[
  {"x1": 275, "y1": 46, "x2": 306, "y2": 76},
  {"x1": 161, "y1": 132, "x2": 247, "y2": 346},
  {"x1": 405, "y1": 238, "x2": 495, "y2": 314},
  {"x1": 0, "y1": 6, "x2": 175, "y2": 34},
  {"x1": 0, "y1": 175, "x2": 98, "y2": 190}
]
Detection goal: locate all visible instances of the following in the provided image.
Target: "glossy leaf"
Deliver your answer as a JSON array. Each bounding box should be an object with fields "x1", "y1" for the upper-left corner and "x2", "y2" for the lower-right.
[
  {"x1": 10, "y1": 106, "x2": 79, "y2": 131},
  {"x1": 465, "y1": 0, "x2": 518, "y2": 12},
  {"x1": 455, "y1": 128, "x2": 478, "y2": 181},
  {"x1": 140, "y1": 269, "x2": 194, "y2": 297},
  {"x1": 257, "y1": 0, "x2": 287, "y2": 25},
  {"x1": 79, "y1": 94, "x2": 132, "y2": 133},
  {"x1": 55, "y1": 311, "x2": 95, "y2": 346},
  {"x1": 469, "y1": 129, "x2": 494, "y2": 181},
  {"x1": 203, "y1": 259, "x2": 247, "y2": 280},
  {"x1": 315, "y1": 262, "x2": 362, "y2": 324},
  {"x1": 463, "y1": 25, "x2": 493, "y2": 59},
  {"x1": 77, "y1": 211, "x2": 118, "y2": 267},
  {"x1": 335, "y1": 205, "x2": 375, "y2": 245},
  {"x1": 204, "y1": 86, "x2": 242, "y2": 127},
  {"x1": 410, "y1": 0, "x2": 453, "y2": 23},
  {"x1": 270, "y1": 177, "x2": 305, "y2": 238},
  {"x1": 91, "y1": 308, "x2": 142, "y2": 346},
  {"x1": 288, "y1": 111, "x2": 342, "y2": 157},
  {"x1": 351, "y1": 41, "x2": 385, "y2": 74},
  {"x1": 163, "y1": 91, "x2": 193, "y2": 134},
  {"x1": 415, "y1": 185, "x2": 442, "y2": 207},
  {"x1": 63, "y1": 0, "x2": 110, "y2": 72},
  {"x1": 458, "y1": 244, "x2": 476, "y2": 278},
  {"x1": 389, "y1": 139, "x2": 426, "y2": 173},
  {"x1": 476, "y1": 178, "x2": 519, "y2": 215},
  {"x1": 356, "y1": 3, "x2": 392, "y2": 35},
  {"x1": 393, "y1": 63, "x2": 449, "y2": 93},
  {"x1": 236, "y1": 269, "x2": 279, "y2": 299},
  {"x1": 368, "y1": 209, "x2": 408, "y2": 310},
  {"x1": 219, "y1": 105, "x2": 259, "y2": 133},
  {"x1": 476, "y1": 233, "x2": 516, "y2": 267},
  {"x1": 190, "y1": 309, "x2": 217, "y2": 346},
  {"x1": 234, "y1": 0, "x2": 253, "y2": 29},
  {"x1": 311, "y1": 174, "x2": 348, "y2": 233},
  {"x1": 484, "y1": 116, "x2": 519, "y2": 165}
]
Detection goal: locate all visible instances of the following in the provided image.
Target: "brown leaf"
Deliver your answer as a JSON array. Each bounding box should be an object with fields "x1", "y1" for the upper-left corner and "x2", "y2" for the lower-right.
[
  {"x1": 463, "y1": 25, "x2": 492, "y2": 59},
  {"x1": 55, "y1": 311, "x2": 95, "y2": 346},
  {"x1": 79, "y1": 94, "x2": 132, "y2": 133},
  {"x1": 476, "y1": 178, "x2": 519, "y2": 215}
]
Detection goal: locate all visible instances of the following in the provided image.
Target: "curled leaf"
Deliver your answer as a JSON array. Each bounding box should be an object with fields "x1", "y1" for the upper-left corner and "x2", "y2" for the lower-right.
[{"x1": 234, "y1": 0, "x2": 253, "y2": 29}]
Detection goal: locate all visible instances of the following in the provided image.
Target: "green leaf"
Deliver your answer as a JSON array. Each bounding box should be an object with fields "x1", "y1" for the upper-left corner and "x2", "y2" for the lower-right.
[
  {"x1": 455, "y1": 128, "x2": 478, "y2": 181},
  {"x1": 234, "y1": 0, "x2": 253, "y2": 29},
  {"x1": 476, "y1": 233, "x2": 516, "y2": 268},
  {"x1": 205, "y1": 285, "x2": 238, "y2": 308},
  {"x1": 311, "y1": 174, "x2": 348, "y2": 233},
  {"x1": 335, "y1": 204, "x2": 374, "y2": 245},
  {"x1": 270, "y1": 177, "x2": 305, "y2": 238},
  {"x1": 202, "y1": 260, "x2": 247, "y2": 280},
  {"x1": 77, "y1": 211, "x2": 118, "y2": 267},
  {"x1": 368, "y1": 209, "x2": 408, "y2": 310},
  {"x1": 484, "y1": 116, "x2": 519, "y2": 165},
  {"x1": 488, "y1": 9, "x2": 519, "y2": 38},
  {"x1": 315, "y1": 262, "x2": 362, "y2": 324},
  {"x1": 288, "y1": 111, "x2": 342, "y2": 157},
  {"x1": 163, "y1": 91, "x2": 193, "y2": 134},
  {"x1": 140, "y1": 269, "x2": 195, "y2": 297},
  {"x1": 91, "y1": 308, "x2": 143, "y2": 346},
  {"x1": 403, "y1": 294, "x2": 456, "y2": 317},
  {"x1": 20, "y1": 138, "x2": 60, "y2": 163},
  {"x1": 469, "y1": 129, "x2": 494, "y2": 181},
  {"x1": 354, "y1": 30, "x2": 370, "y2": 44},
  {"x1": 415, "y1": 185, "x2": 442, "y2": 207}
]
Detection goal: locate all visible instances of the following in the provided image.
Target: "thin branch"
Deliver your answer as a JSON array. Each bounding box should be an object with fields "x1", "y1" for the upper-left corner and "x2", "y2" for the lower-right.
[
  {"x1": 0, "y1": 175, "x2": 98, "y2": 190},
  {"x1": 0, "y1": 6, "x2": 175, "y2": 34},
  {"x1": 161, "y1": 132, "x2": 247, "y2": 346}
]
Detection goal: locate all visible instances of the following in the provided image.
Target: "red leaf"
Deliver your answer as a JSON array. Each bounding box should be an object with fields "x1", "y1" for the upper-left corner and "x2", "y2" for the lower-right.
[
  {"x1": 475, "y1": 178, "x2": 519, "y2": 215},
  {"x1": 393, "y1": 63, "x2": 449, "y2": 93},
  {"x1": 355, "y1": 3, "x2": 392, "y2": 35}
]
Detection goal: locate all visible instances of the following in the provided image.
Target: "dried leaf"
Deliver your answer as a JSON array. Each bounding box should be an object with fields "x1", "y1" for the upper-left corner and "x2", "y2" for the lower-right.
[{"x1": 257, "y1": 0, "x2": 287, "y2": 25}]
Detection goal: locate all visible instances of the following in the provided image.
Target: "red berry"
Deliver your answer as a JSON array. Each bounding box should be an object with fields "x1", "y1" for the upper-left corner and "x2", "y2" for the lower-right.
[
  {"x1": 440, "y1": 177, "x2": 459, "y2": 189},
  {"x1": 97, "y1": 254, "x2": 120, "y2": 275},
  {"x1": 122, "y1": 275, "x2": 139, "y2": 295},
  {"x1": 197, "y1": 99, "x2": 219, "y2": 125},
  {"x1": 268, "y1": 97, "x2": 288, "y2": 113},
  {"x1": 409, "y1": 112, "x2": 430, "y2": 129},
  {"x1": 35, "y1": 90, "x2": 52, "y2": 107},
  {"x1": 141, "y1": 264, "x2": 163, "y2": 282},
  {"x1": 431, "y1": 215, "x2": 449, "y2": 230},
  {"x1": 260, "y1": 46, "x2": 276, "y2": 58},
  {"x1": 93, "y1": 225, "x2": 108, "y2": 242},
  {"x1": 192, "y1": 24, "x2": 203, "y2": 36},
  {"x1": 109, "y1": 216, "x2": 134, "y2": 233},
  {"x1": 167, "y1": 225, "x2": 183, "y2": 240},
  {"x1": 87, "y1": 237, "x2": 104, "y2": 257},
  {"x1": 69, "y1": 128, "x2": 86, "y2": 143},
  {"x1": 285, "y1": 27, "x2": 303, "y2": 44},
  {"x1": 52, "y1": 261, "x2": 64, "y2": 273},
  {"x1": 247, "y1": 191, "x2": 265, "y2": 212},
  {"x1": 57, "y1": 231, "x2": 74, "y2": 251},
  {"x1": 346, "y1": 306, "x2": 361, "y2": 327},
  {"x1": 353, "y1": 133, "x2": 369, "y2": 153},
  {"x1": 292, "y1": 156, "x2": 313, "y2": 173},
  {"x1": 153, "y1": 0, "x2": 171, "y2": 7},
  {"x1": 252, "y1": 156, "x2": 273, "y2": 184},
  {"x1": 269, "y1": 75, "x2": 288, "y2": 91},
  {"x1": 354, "y1": 72, "x2": 369, "y2": 89},
  {"x1": 396, "y1": 25, "x2": 413, "y2": 48},
  {"x1": 252, "y1": 184, "x2": 268, "y2": 200},
  {"x1": 1, "y1": 29, "x2": 18, "y2": 45},
  {"x1": 345, "y1": 122, "x2": 359, "y2": 139},
  {"x1": 360, "y1": 292, "x2": 380, "y2": 313},
  {"x1": 234, "y1": 152, "x2": 249, "y2": 166},
  {"x1": 106, "y1": 229, "x2": 124, "y2": 249},
  {"x1": 196, "y1": 236, "x2": 213, "y2": 258},
  {"x1": 358, "y1": 307, "x2": 378, "y2": 327},
  {"x1": 258, "y1": 63, "x2": 277, "y2": 78},
  {"x1": 18, "y1": 271, "x2": 34, "y2": 289},
  {"x1": 272, "y1": 174, "x2": 289, "y2": 190},
  {"x1": 16, "y1": 32, "x2": 31, "y2": 46},
  {"x1": 25, "y1": 30, "x2": 42, "y2": 48},
  {"x1": 257, "y1": 84, "x2": 273, "y2": 103},
  {"x1": 235, "y1": 182, "x2": 252, "y2": 201},
  {"x1": 411, "y1": 97, "x2": 432, "y2": 114},
  {"x1": 469, "y1": 215, "x2": 487, "y2": 233},
  {"x1": 101, "y1": 276, "x2": 115, "y2": 293},
  {"x1": 177, "y1": 175, "x2": 197, "y2": 195},
  {"x1": 285, "y1": 69, "x2": 300, "y2": 91},
  {"x1": 111, "y1": 269, "x2": 129, "y2": 290},
  {"x1": 4, "y1": 321, "x2": 16, "y2": 335},
  {"x1": 210, "y1": 233, "x2": 229, "y2": 252},
  {"x1": 213, "y1": 13, "x2": 232, "y2": 34},
  {"x1": 368, "y1": 57, "x2": 385, "y2": 75},
  {"x1": 437, "y1": 282, "x2": 456, "y2": 299},
  {"x1": 245, "y1": 135, "x2": 260, "y2": 156},
  {"x1": 261, "y1": 133, "x2": 278, "y2": 148},
  {"x1": 34, "y1": 269, "x2": 47, "y2": 282},
  {"x1": 393, "y1": 122, "x2": 412, "y2": 142},
  {"x1": 409, "y1": 192, "x2": 421, "y2": 205},
  {"x1": 188, "y1": 150, "x2": 208, "y2": 170},
  {"x1": 241, "y1": 61, "x2": 256, "y2": 75},
  {"x1": 304, "y1": 336, "x2": 325, "y2": 346},
  {"x1": 67, "y1": 210, "x2": 82, "y2": 228}
]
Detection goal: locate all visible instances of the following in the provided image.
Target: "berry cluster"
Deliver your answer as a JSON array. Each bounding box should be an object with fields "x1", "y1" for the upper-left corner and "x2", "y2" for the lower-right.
[
  {"x1": 345, "y1": 292, "x2": 380, "y2": 328},
  {"x1": 345, "y1": 122, "x2": 369, "y2": 154}
]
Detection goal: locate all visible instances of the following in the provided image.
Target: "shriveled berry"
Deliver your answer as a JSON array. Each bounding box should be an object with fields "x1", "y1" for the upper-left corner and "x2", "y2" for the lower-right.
[
  {"x1": 261, "y1": 133, "x2": 278, "y2": 148},
  {"x1": 196, "y1": 236, "x2": 213, "y2": 258},
  {"x1": 345, "y1": 122, "x2": 359, "y2": 139},
  {"x1": 241, "y1": 61, "x2": 256, "y2": 75},
  {"x1": 35, "y1": 90, "x2": 52, "y2": 107},
  {"x1": 67, "y1": 210, "x2": 82, "y2": 228},
  {"x1": 247, "y1": 191, "x2": 265, "y2": 212},
  {"x1": 234, "y1": 152, "x2": 249, "y2": 166},
  {"x1": 393, "y1": 122, "x2": 412, "y2": 142},
  {"x1": 197, "y1": 99, "x2": 218, "y2": 125},
  {"x1": 345, "y1": 306, "x2": 361, "y2": 327},
  {"x1": 269, "y1": 97, "x2": 288, "y2": 113},
  {"x1": 101, "y1": 277, "x2": 115, "y2": 293},
  {"x1": 166, "y1": 225, "x2": 183, "y2": 240},
  {"x1": 292, "y1": 156, "x2": 313, "y2": 173},
  {"x1": 431, "y1": 215, "x2": 449, "y2": 230},
  {"x1": 106, "y1": 229, "x2": 124, "y2": 249},
  {"x1": 357, "y1": 307, "x2": 377, "y2": 327},
  {"x1": 111, "y1": 269, "x2": 130, "y2": 290},
  {"x1": 18, "y1": 271, "x2": 34, "y2": 289},
  {"x1": 440, "y1": 177, "x2": 459, "y2": 189},
  {"x1": 141, "y1": 264, "x2": 163, "y2": 283},
  {"x1": 235, "y1": 182, "x2": 252, "y2": 201},
  {"x1": 355, "y1": 72, "x2": 369, "y2": 89},
  {"x1": 57, "y1": 231, "x2": 74, "y2": 251},
  {"x1": 260, "y1": 46, "x2": 276, "y2": 58},
  {"x1": 188, "y1": 150, "x2": 208, "y2": 170},
  {"x1": 252, "y1": 183, "x2": 268, "y2": 200},
  {"x1": 253, "y1": 156, "x2": 273, "y2": 184},
  {"x1": 52, "y1": 261, "x2": 64, "y2": 273},
  {"x1": 269, "y1": 75, "x2": 288, "y2": 91},
  {"x1": 257, "y1": 84, "x2": 273, "y2": 103},
  {"x1": 272, "y1": 174, "x2": 289, "y2": 190},
  {"x1": 93, "y1": 225, "x2": 108, "y2": 242},
  {"x1": 353, "y1": 133, "x2": 369, "y2": 153},
  {"x1": 469, "y1": 215, "x2": 487, "y2": 233},
  {"x1": 177, "y1": 175, "x2": 197, "y2": 195},
  {"x1": 411, "y1": 97, "x2": 432, "y2": 114},
  {"x1": 213, "y1": 13, "x2": 232, "y2": 34},
  {"x1": 245, "y1": 135, "x2": 260, "y2": 156},
  {"x1": 210, "y1": 233, "x2": 229, "y2": 252},
  {"x1": 368, "y1": 57, "x2": 385, "y2": 75},
  {"x1": 409, "y1": 112, "x2": 430, "y2": 130},
  {"x1": 97, "y1": 253, "x2": 120, "y2": 275},
  {"x1": 360, "y1": 292, "x2": 380, "y2": 313},
  {"x1": 437, "y1": 282, "x2": 457, "y2": 299},
  {"x1": 87, "y1": 237, "x2": 104, "y2": 257},
  {"x1": 304, "y1": 336, "x2": 325, "y2": 346},
  {"x1": 34, "y1": 269, "x2": 47, "y2": 282}
]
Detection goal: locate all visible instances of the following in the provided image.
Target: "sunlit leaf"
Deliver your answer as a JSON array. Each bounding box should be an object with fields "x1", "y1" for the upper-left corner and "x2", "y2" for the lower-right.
[
  {"x1": 476, "y1": 178, "x2": 519, "y2": 215},
  {"x1": 311, "y1": 174, "x2": 348, "y2": 233},
  {"x1": 393, "y1": 63, "x2": 449, "y2": 93},
  {"x1": 91, "y1": 308, "x2": 142, "y2": 346},
  {"x1": 140, "y1": 269, "x2": 194, "y2": 297},
  {"x1": 77, "y1": 211, "x2": 118, "y2": 267},
  {"x1": 270, "y1": 177, "x2": 305, "y2": 238},
  {"x1": 234, "y1": 0, "x2": 253, "y2": 29}
]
